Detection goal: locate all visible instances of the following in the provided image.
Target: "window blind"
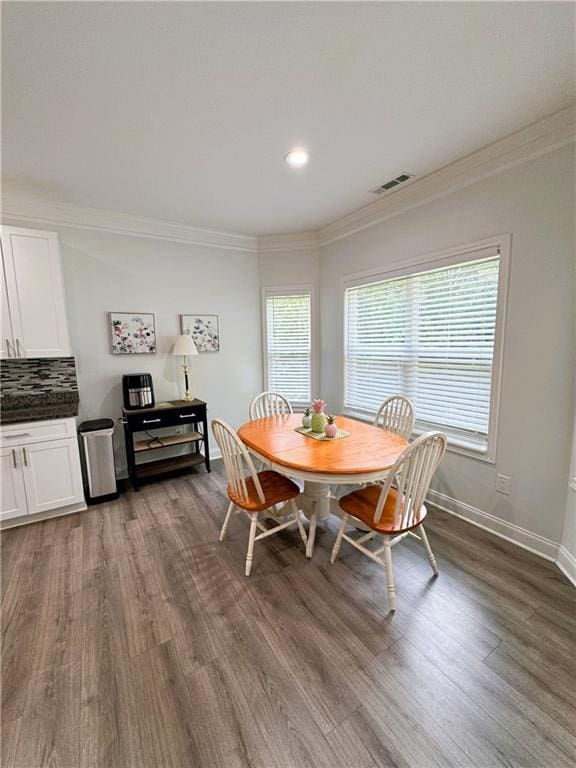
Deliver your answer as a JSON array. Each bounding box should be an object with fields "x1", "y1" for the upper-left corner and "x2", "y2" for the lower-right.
[
  {"x1": 265, "y1": 290, "x2": 312, "y2": 403},
  {"x1": 344, "y1": 253, "x2": 500, "y2": 441}
]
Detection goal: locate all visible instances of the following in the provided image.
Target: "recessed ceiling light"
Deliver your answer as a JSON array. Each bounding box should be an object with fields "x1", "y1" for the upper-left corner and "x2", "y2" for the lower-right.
[{"x1": 285, "y1": 148, "x2": 309, "y2": 168}]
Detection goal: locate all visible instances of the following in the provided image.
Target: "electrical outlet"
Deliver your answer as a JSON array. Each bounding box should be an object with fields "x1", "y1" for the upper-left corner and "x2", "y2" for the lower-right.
[
  {"x1": 496, "y1": 474, "x2": 511, "y2": 495},
  {"x1": 174, "y1": 426, "x2": 184, "y2": 435}
]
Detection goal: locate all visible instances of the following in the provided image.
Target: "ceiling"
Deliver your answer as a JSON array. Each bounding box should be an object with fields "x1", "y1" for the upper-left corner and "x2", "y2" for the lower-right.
[{"x1": 2, "y1": 2, "x2": 574, "y2": 236}]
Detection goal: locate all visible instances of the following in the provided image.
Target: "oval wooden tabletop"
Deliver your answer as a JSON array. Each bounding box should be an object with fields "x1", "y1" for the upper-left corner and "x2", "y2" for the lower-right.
[{"x1": 237, "y1": 414, "x2": 408, "y2": 476}]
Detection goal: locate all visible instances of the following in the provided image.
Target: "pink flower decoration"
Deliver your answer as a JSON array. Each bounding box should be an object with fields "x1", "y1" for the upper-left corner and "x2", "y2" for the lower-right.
[{"x1": 312, "y1": 399, "x2": 326, "y2": 413}]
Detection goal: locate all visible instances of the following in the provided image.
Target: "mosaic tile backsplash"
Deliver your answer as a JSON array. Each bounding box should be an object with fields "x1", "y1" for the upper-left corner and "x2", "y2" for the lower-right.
[
  {"x1": 1, "y1": 357, "x2": 78, "y2": 395},
  {"x1": 1, "y1": 357, "x2": 79, "y2": 423}
]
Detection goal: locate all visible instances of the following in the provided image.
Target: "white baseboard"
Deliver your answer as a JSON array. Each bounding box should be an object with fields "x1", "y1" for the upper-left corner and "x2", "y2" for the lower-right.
[
  {"x1": 557, "y1": 546, "x2": 576, "y2": 587},
  {"x1": 426, "y1": 489, "x2": 560, "y2": 563}
]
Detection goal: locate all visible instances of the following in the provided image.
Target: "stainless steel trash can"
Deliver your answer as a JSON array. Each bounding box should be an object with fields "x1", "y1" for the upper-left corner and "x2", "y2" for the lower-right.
[{"x1": 78, "y1": 419, "x2": 119, "y2": 503}]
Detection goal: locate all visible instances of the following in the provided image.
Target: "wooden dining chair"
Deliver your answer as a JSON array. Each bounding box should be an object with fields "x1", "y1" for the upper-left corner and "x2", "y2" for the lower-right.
[
  {"x1": 211, "y1": 418, "x2": 307, "y2": 576},
  {"x1": 373, "y1": 395, "x2": 415, "y2": 440},
  {"x1": 363, "y1": 395, "x2": 414, "y2": 492},
  {"x1": 249, "y1": 391, "x2": 293, "y2": 420},
  {"x1": 330, "y1": 431, "x2": 446, "y2": 611}
]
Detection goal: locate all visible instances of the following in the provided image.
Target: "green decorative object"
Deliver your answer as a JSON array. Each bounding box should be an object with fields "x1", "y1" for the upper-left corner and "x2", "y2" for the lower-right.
[
  {"x1": 311, "y1": 399, "x2": 327, "y2": 433},
  {"x1": 311, "y1": 412, "x2": 327, "y2": 433}
]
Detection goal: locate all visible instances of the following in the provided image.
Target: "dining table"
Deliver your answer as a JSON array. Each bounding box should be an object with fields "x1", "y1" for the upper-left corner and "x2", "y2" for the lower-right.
[{"x1": 237, "y1": 413, "x2": 408, "y2": 557}]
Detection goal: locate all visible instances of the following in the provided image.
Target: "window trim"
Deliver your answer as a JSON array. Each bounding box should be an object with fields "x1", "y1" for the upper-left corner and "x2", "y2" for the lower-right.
[
  {"x1": 340, "y1": 234, "x2": 511, "y2": 463},
  {"x1": 569, "y1": 412, "x2": 576, "y2": 493},
  {"x1": 261, "y1": 284, "x2": 318, "y2": 409}
]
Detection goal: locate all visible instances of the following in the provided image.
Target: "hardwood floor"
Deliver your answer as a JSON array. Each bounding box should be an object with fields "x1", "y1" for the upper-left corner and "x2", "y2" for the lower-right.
[{"x1": 2, "y1": 462, "x2": 575, "y2": 768}]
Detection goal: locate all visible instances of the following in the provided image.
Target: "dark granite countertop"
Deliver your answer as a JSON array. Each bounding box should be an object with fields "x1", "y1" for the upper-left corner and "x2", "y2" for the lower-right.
[{"x1": 0, "y1": 392, "x2": 79, "y2": 425}]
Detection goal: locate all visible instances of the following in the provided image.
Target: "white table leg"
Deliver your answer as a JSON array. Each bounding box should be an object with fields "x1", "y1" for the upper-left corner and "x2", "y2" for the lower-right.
[{"x1": 301, "y1": 481, "x2": 331, "y2": 558}]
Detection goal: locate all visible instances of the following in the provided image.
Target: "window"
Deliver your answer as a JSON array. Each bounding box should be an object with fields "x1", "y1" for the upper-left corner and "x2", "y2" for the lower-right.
[
  {"x1": 343, "y1": 241, "x2": 508, "y2": 458},
  {"x1": 263, "y1": 287, "x2": 313, "y2": 405}
]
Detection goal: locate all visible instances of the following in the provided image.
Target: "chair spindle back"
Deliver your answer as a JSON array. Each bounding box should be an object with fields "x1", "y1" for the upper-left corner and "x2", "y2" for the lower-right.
[
  {"x1": 374, "y1": 431, "x2": 446, "y2": 528},
  {"x1": 211, "y1": 419, "x2": 265, "y2": 506},
  {"x1": 249, "y1": 391, "x2": 293, "y2": 420},
  {"x1": 373, "y1": 395, "x2": 415, "y2": 440}
]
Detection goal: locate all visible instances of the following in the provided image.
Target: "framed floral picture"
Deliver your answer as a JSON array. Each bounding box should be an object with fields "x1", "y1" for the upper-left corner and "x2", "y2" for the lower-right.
[
  {"x1": 110, "y1": 312, "x2": 156, "y2": 354},
  {"x1": 181, "y1": 314, "x2": 220, "y2": 353}
]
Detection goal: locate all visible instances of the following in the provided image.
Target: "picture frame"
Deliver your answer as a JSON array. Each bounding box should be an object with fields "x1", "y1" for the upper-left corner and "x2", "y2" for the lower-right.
[
  {"x1": 181, "y1": 314, "x2": 220, "y2": 353},
  {"x1": 110, "y1": 312, "x2": 157, "y2": 354}
]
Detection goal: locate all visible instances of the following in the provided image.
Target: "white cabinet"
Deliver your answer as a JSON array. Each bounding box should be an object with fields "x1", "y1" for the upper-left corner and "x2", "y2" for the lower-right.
[
  {"x1": 1, "y1": 226, "x2": 70, "y2": 359},
  {"x1": 22, "y1": 438, "x2": 84, "y2": 515},
  {"x1": 0, "y1": 447, "x2": 28, "y2": 520},
  {"x1": 0, "y1": 419, "x2": 85, "y2": 524}
]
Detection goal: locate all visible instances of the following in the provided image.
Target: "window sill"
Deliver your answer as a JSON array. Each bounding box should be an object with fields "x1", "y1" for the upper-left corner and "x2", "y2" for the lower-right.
[
  {"x1": 343, "y1": 409, "x2": 496, "y2": 464},
  {"x1": 291, "y1": 401, "x2": 313, "y2": 413}
]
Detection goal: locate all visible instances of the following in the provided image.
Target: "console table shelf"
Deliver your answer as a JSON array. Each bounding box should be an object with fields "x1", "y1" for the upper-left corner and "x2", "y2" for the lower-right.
[
  {"x1": 135, "y1": 453, "x2": 206, "y2": 478},
  {"x1": 133, "y1": 431, "x2": 203, "y2": 453},
  {"x1": 122, "y1": 399, "x2": 210, "y2": 490}
]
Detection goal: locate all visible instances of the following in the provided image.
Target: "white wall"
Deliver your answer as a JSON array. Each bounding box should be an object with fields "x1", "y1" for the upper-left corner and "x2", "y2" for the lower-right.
[
  {"x1": 5, "y1": 222, "x2": 262, "y2": 473},
  {"x1": 319, "y1": 145, "x2": 575, "y2": 547},
  {"x1": 258, "y1": 246, "x2": 320, "y2": 288}
]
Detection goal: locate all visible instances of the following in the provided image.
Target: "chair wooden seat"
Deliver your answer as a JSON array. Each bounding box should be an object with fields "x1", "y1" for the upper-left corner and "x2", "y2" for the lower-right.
[
  {"x1": 228, "y1": 470, "x2": 300, "y2": 512},
  {"x1": 339, "y1": 485, "x2": 427, "y2": 534}
]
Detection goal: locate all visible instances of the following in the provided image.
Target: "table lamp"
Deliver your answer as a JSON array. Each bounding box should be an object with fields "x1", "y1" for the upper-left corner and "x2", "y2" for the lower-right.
[{"x1": 173, "y1": 335, "x2": 199, "y2": 401}]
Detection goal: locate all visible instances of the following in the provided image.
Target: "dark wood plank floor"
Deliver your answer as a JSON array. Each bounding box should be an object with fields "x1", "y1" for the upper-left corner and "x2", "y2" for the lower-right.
[{"x1": 2, "y1": 462, "x2": 575, "y2": 768}]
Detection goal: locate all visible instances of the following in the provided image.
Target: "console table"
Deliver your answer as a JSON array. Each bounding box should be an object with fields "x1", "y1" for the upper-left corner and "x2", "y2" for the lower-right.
[{"x1": 121, "y1": 399, "x2": 210, "y2": 490}]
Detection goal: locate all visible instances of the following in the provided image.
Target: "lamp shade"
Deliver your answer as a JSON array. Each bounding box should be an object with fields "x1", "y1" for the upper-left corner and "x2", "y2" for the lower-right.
[{"x1": 173, "y1": 335, "x2": 199, "y2": 357}]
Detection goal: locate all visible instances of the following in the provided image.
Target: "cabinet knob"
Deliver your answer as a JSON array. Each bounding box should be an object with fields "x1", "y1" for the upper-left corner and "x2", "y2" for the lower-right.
[
  {"x1": 11, "y1": 449, "x2": 17, "y2": 469},
  {"x1": 16, "y1": 339, "x2": 24, "y2": 357},
  {"x1": 22, "y1": 447, "x2": 28, "y2": 467},
  {"x1": 5, "y1": 339, "x2": 13, "y2": 358}
]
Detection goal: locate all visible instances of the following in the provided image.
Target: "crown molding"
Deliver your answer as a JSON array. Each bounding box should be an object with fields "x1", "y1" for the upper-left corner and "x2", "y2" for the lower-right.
[
  {"x1": 318, "y1": 104, "x2": 576, "y2": 247},
  {"x1": 257, "y1": 232, "x2": 319, "y2": 253},
  {"x1": 2, "y1": 106, "x2": 574, "y2": 254},
  {"x1": 0, "y1": 194, "x2": 259, "y2": 253}
]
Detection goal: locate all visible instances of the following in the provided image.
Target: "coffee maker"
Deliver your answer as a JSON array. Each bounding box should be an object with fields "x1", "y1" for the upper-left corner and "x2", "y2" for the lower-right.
[{"x1": 122, "y1": 373, "x2": 155, "y2": 409}]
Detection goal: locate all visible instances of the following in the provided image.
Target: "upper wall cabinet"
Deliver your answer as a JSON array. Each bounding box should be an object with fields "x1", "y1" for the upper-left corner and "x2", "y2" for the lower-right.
[{"x1": 1, "y1": 226, "x2": 71, "y2": 358}]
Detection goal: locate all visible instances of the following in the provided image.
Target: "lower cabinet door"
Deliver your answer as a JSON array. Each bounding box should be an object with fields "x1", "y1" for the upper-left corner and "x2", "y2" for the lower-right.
[
  {"x1": 0, "y1": 447, "x2": 28, "y2": 520},
  {"x1": 22, "y1": 438, "x2": 84, "y2": 515}
]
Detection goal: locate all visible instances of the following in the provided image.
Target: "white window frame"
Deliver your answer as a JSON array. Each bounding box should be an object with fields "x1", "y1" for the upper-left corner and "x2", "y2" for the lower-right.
[
  {"x1": 261, "y1": 284, "x2": 318, "y2": 410},
  {"x1": 340, "y1": 234, "x2": 511, "y2": 463}
]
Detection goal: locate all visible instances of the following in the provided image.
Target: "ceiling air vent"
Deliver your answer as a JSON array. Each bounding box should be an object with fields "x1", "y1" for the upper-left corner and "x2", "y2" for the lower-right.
[{"x1": 372, "y1": 172, "x2": 415, "y2": 195}]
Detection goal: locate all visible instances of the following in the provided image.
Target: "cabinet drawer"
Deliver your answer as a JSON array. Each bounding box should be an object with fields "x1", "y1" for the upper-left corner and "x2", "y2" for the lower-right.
[
  {"x1": 1, "y1": 418, "x2": 76, "y2": 445},
  {"x1": 127, "y1": 406, "x2": 205, "y2": 431}
]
